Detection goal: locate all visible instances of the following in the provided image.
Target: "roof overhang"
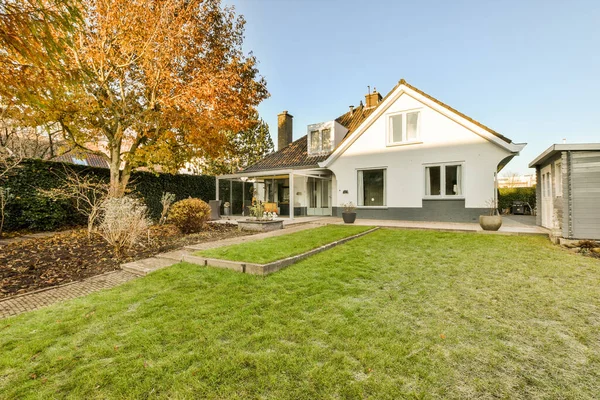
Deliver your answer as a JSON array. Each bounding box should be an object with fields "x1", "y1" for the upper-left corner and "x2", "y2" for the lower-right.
[
  {"x1": 529, "y1": 143, "x2": 600, "y2": 168},
  {"x1": 319, "y1": 81, "x2": 526, "y2": 168},
  {"x1": 217, "y1": 167, "x2": 330, "y2": 180}
]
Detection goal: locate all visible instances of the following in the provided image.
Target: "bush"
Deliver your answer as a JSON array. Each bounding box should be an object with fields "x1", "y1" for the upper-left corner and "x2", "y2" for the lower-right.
[
  {"x1": 167, "y1": 198, "x2": 211, "y2": 233},
  {"x1": 498, "y1": 186, "x2": 536, "y2": 213},
  {"x1": 98, "y1": 197, "x2": 150, "y2": 257}
]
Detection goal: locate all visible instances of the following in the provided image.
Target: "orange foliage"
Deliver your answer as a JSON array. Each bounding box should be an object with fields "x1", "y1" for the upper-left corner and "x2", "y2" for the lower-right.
[{"x1": 0, "y1": 0, "x2": 268, "y2": 195}]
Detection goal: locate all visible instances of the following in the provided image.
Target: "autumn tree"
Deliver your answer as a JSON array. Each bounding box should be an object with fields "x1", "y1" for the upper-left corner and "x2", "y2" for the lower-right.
[
  {"x1": 0, "y1": 0, "x2": 268, "y2": 196},
  {"x1": 200, "y1": 117, "x2": 273, "y2": 175}
]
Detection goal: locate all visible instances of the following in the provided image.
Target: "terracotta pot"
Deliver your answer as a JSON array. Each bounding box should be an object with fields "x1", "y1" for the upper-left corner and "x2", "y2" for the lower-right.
[
  {"x1": 479, "y1": 215, "x2": 502, "y2": 231},
  {"x1": 342, "y1": 212, "x2": 356, "y2": 224}
]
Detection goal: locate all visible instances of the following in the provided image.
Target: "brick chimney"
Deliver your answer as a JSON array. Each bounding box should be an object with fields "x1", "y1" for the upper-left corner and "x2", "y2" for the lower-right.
[
  {"x1": 365, "y1": 87, "x2": 382, "y2": 108},
  {"x1": 277, "y1": 111, "x2": 293, "y2": 151}
]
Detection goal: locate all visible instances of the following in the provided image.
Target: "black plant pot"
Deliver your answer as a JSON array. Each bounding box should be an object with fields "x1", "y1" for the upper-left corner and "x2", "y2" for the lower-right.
[{"x1": 342, "y1": 212, "x2": 356, "y2": 224}]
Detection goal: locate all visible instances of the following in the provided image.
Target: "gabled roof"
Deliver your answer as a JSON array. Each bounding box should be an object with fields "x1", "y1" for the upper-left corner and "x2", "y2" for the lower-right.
[
  {"x1": 398, "y1": 79, "x2": 513, "y2": 144},
  {"x1": 243, "y1": 79, "x2": 525, "y2": 174},
  {"x1": 320, "y1": 79, "x2": 526, "y2": 168},
  {"x1": 243, "y1": 104, "x2": 376, "y2": 173}
]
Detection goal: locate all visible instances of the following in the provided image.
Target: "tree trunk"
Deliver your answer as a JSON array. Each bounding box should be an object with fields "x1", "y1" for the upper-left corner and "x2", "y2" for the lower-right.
[{"x1": 108, "y1": 142, "x2": 127, "y2": 197}]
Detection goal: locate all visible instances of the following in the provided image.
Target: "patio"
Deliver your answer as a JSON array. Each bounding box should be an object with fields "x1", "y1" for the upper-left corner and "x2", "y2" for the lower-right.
[{"x1": 210, "y1": 215, "x2": 549, "y2": 236}]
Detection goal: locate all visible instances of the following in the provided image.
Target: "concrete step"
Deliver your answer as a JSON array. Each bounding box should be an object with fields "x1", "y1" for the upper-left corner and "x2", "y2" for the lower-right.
[
  {"x1": 155, "y1": 249, "x2": 189, "y2": 262},
  {"x1": 121, "y1": 257, "x2": 176, "y2": 276}
]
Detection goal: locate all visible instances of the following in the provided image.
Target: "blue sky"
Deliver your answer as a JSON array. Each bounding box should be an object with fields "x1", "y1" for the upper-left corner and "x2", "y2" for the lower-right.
[{"x1": 225, "y1": 0, "x2": 600, "y2": 175}]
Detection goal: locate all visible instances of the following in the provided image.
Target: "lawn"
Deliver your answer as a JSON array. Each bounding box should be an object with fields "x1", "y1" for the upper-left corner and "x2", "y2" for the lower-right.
[
  {"x1": 1, "y1": 229, "x2": 599, "y2": 399},
  {"x1": 195, "y1": 224, "x2": 373, "y2": 263}
]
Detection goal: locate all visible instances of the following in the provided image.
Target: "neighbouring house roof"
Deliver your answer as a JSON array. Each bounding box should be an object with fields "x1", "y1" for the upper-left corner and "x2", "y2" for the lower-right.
[
  {"x1": 54, "y1": 152, "x2": 110, "y2": 169},
  {"x1": 243, "y1": 104, "x2": 376, "y2": 173},
  {"x1": 529, "y1": 143, "x2": 600, "y2": 167}
]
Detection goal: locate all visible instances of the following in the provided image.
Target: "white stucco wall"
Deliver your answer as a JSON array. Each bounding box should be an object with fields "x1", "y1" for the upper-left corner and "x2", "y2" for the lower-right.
[
  {"x1": 328, "y1": 93, "x2": 512, "y2": 209},
  {"x1": 292, "y1": 175, "x2": 307, "y2": 208}
]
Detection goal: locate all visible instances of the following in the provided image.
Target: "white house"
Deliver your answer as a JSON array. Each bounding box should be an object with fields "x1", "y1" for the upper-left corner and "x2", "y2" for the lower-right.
[{"x1": 217, "y1": 79, "x2": 526, "y2": 222}]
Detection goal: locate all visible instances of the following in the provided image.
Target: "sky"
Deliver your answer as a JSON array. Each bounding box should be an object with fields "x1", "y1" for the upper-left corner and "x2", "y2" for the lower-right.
[{"x1": 224, "y1": 0, "x2": 600, "y2": 175}]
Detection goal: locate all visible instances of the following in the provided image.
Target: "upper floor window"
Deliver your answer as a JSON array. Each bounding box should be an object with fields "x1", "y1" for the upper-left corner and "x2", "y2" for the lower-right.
[
  {"x1": 388, "y1": 110, "x2": 420, "y2": 144},
  {"x1": 309, "y1": 128, "x2": 333, "y2": 155}
]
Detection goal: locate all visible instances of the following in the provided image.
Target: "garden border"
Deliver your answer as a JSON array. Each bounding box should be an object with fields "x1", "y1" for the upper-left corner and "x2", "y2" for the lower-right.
[{"x1": 183, "y1": 227, "x2": 379, "y2": 276}]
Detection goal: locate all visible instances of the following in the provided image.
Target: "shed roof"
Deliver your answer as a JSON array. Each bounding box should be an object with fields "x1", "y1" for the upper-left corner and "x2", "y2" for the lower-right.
[{"x1": 528, "y1": 143, "x2": 600, "y2": 167}]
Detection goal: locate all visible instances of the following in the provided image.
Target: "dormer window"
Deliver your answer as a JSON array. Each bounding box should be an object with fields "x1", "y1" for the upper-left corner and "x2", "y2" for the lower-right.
[
  {"x1": 388, "y1": 110, "x2": 421, "y2": 145},
  {"x1": 309, "y1": 128, "x2": 333, "y2": 155}
]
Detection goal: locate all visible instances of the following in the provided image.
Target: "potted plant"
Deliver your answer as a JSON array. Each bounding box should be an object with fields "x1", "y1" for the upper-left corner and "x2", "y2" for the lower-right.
[
  {"x1": 479, "y1": 198, "x2": 502, "y2": 231},
  {"x1": 223, "y1": 201, "x2": 231, "y2": 216},
  {"x1": 341, "y1": 202, "x2": 357, "y2": 224}
]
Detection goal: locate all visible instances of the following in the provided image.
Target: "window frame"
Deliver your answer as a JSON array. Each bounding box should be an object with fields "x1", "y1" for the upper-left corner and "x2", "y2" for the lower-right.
[
  {"x1": 357, "y1": 167, "x2": 387, "y2": 208},
  {"x1": 554, "y1": 160, "x2": 562, "y2": 197},
  {"x1": 308, "y1": 128, "x2": 334, "y2": 155},
  {"x1": 387, "y1": 109, "x2": 422, "y2": 146},
  {"x1": 423, "y1": 162, "x2": 465, "y2": 199}
]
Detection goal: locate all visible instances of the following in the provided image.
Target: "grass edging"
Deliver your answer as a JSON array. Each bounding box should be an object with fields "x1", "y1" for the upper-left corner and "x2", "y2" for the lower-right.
[{"x1": 183, "y1": 226, "x2": 379, "y2": 276}]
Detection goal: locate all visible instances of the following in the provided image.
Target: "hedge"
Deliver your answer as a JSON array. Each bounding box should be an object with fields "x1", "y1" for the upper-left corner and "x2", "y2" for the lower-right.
[
  {"x1": 1, "y1": 159, "x2": 215, "y2": 232},
  {"x1": 498, "y1": 186, "x2": 536, "y2": 213}
]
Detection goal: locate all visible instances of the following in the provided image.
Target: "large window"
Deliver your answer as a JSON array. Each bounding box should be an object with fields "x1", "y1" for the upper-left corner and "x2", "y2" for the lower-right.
[
  {"x1": 309, "y1": 128, "x2": 333, "y2": 155},
  {"x1": 358, "y1": 169, "x2": 386, "y2": 206},
  {"x1": 388, "y1": 111, "x2": 420, "y2": 144},
  {"x1": 425, "y1": 163, "x2": 462, "y2": 197}
]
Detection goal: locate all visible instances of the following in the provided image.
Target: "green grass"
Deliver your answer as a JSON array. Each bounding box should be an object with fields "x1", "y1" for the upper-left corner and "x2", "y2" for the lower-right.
[
  {"x1": 195, "y1": 224, "x2": 373, "y2": 263},
  {"x1": 1, "y1": 229, "x2": 600, "y2": 399}
]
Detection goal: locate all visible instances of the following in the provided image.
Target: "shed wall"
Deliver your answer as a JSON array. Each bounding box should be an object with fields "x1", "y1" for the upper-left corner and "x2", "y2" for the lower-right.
[{"x1": 570, "y1": 151, "x2": 600, "y2": 239}]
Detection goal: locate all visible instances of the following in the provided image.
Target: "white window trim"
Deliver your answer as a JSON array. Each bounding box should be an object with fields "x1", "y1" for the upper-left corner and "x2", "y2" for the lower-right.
[
  {"x1": 554, "y1": 160, "x2": 563, "y2": 197},
  {"x1": 308, "y1": 128, "x2": 334, "y2": 156},
  {"x1": 357, "y1": 167, "x2": 387, "y2": 207},
  {"x1": 423, "y1": 162, "x2": 465, "y2": 199},
  {"x1": 387, "y1": 108, "x2": 422, "y2": 146}
]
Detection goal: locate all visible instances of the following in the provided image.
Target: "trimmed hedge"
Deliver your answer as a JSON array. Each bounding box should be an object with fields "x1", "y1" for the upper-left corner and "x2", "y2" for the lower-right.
[
  {"x1": 1, "y1": 159, "x2": 215, "y2": 232},
  {"x1": 498, "y1": 186, "x2": 536, "y2": 213}
]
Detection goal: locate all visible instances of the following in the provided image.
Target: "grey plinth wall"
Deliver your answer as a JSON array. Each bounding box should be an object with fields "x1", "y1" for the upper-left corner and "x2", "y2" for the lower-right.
[{"x1": 333, "y1": 199, "x2": 485, "y2": 223}]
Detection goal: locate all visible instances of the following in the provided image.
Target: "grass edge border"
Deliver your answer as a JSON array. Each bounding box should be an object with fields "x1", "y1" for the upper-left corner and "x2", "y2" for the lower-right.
[{"x1": 183, "y1": 227, "x2": 380, "y2": 276}]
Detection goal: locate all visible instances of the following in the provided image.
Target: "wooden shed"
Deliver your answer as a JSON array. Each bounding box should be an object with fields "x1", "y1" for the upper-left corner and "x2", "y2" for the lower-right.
[{"x1": 529, "y1": 144, "x2": 600, "y2": 240}]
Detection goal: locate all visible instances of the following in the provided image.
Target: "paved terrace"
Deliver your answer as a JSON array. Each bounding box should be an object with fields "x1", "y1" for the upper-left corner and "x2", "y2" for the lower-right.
[{"x1": 213, "y1": 215, "x2": 548, "y2": 236}]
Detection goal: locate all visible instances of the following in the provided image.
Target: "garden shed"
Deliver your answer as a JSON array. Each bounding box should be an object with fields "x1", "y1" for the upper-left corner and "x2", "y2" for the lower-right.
[{"x1": 529, "y1": 143, "x2": 600, "y2": 240}]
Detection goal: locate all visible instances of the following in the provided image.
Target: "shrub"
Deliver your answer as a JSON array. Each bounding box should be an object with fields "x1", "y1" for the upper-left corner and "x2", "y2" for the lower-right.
[
  {"x1": 498, "y1": 186, "x2": 536, "y2": 213},
  {"x1": 159, "y1": 192, "x2": 176, "y2": 225},
  {"x1": 167, "y1": 198, "x2": 211, "y2": 233},
  {"x1": 99, "y1": 197, "x2": 150, "y2": 257}
]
